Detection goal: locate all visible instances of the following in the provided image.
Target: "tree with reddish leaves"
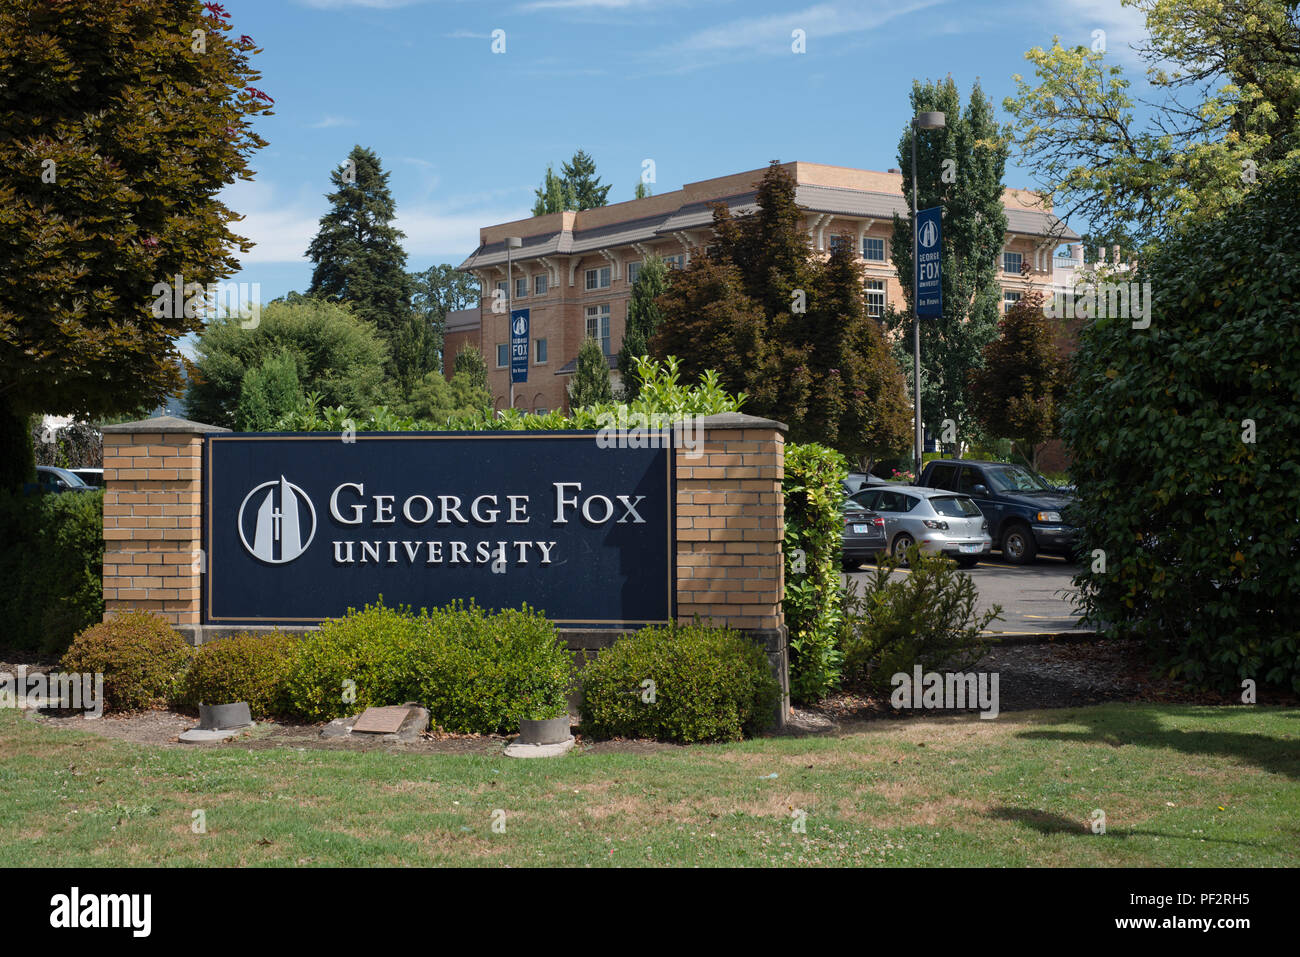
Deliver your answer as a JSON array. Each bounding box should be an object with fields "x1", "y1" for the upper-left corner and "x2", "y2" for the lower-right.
[{"x1": 0, "y1": 0, "x2": 271, "y2": 488}]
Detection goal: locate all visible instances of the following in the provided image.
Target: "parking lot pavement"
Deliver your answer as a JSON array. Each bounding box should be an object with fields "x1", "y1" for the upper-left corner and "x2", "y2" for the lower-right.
[{"x1": 843, "y1": 553, "x2": 1087, "y2": 636}]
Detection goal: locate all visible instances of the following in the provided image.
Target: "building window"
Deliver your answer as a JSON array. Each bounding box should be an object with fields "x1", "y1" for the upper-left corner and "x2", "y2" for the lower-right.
[
  {"x1": 1003, "y1": 251, "x2": 1023, "y2": 275},
  {"x1": 627, "y1": 261, "x2": 641, "y2": 285},
  {"x1": 585, "y1": 304, "x2": 611, "y2": 354},
  {"x1": 515, "y1": 277, "x2": 528, "y2": 299},
  {"x1": 829, "y1": 234, "x2": 849, "y2": 254},
  {"x1": 865, "y1": 280, "x2": 885, "y2": 318},
  {"x1": 534, "y1": 338, "x2": 548, "y2": 364},
  {"x1": 495, "y1": 343, "x2": 508, "y2": 368},
  {"x1": 662, "y1": 254, "x2": 684, "y2": 270},
  {"x1": 862, "y1": 237, "x2": 886, "y2": 261},
  {"x1": 535, "y1": 407, "x2": 549, "y2": 415},
  {"x1": 1003, "y1": 291, "x2": 1022, "y2": 312},
  {"x1": 495, "y1": 280, "x2": 507, "y2": 296},
  {"x1": 534, "y1": 273, "x2": 548, "y2": 296},
  {"x1": 585, "y1": 266, "x2": 611, "y2": 290}
]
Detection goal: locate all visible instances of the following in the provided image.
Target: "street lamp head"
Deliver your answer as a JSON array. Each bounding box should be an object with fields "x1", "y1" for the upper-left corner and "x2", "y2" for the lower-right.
[
  {"x1": 506, "y1": 236, "x2": 523, "y2": 249},
  {"x1": 914, "y1": 111, "x2": 946, "y2": 130}
]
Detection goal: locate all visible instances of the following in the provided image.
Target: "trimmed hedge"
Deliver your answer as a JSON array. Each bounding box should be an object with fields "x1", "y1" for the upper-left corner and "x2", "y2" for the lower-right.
[
  {"x1": 284, "y1": 600, "x2": 573, "y2": 733},
  {"x1": 0, "y1": 489, "x2": 104, "y2": 656},
  {"x1": 60, "y1": 611, "x2": 191, "y2": 712},
  {"x1": 579, "y1": 623, "x2": 779, "y2": 743},
  {"x1": 178, "y1": 631, "x2": 300, "y2": 719}
]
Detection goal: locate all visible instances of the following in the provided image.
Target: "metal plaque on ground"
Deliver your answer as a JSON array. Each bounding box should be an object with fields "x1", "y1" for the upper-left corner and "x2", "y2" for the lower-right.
[{"x1": 351, "y1": 706, "x2": 411, "y2": 735}]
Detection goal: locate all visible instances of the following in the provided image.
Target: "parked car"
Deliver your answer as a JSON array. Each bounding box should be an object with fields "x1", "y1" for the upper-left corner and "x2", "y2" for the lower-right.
[
  {"x1": 35, "y1": 465, "x2": 93, "y2": 494},
  {"x1": 841, "y1": 499, "x2": 886, "y2": 569},
  {"x1": 917, "y1": 459, "x2": 1078, "y2": 564},
  {"x1": 70, "y1": 467, "x2": 103, "y2": 487},
  {"x1": 849, "y1": 485, "x2": 991, "y2": 567},
  {"x1": 842, "y1": 471, "x2": 887, "y2": 496}
]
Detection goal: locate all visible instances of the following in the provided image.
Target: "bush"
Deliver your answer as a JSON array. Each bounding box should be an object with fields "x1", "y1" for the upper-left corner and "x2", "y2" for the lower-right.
[
  {"x1": 284, "y1": 600, "x2": 573, "y2": 733},
  {"x1": 178, "y1": 631, "x2": 300, "y2": 718},
  {"x1": 783, "y1": 442, "x2": 847, "y2": 703},
  {"x1": 60, "y1": 611, "x2": 191, "y2": 712},
  {"x1": 579, "y1": 623, "x2": 779, "y2": 743},
  {"x1": 1061, "y1": 165, "x2": 1300, "y2": 692},
  {"x1": 0, "y1": 488, "x2": 104, "y2": 656},
  {"x1": 839, "y1": 547, "x2": 1001, "y2": 692}
]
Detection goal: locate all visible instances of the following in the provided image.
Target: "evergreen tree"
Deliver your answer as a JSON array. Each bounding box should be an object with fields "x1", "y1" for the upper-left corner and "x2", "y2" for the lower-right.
[
  {"x1": 453, "y1": 345, "x2": 489, "y2": 395},
  {"x1": 635, "y1": 180, "x2": 653, "y2": 199},
  {"x1": 389, "y1": 310, "x2": 440, "y2": 400},
  {"x1": 617, "y1": 255, "x2": 670, "y2": 400},
  {"x1": 235, "y1": 352, "x2": 302, "y2": 432},
  {"x1": 886, "y1": 77, "x2": 1009, "y2": 451},
  {"x1": 532, "y1": 163, "x2": 576, "y2": 216},
  {"x1": 561, "y1": 149, "x2": 611, "y2": 210},
  {"x1": 306, "y1": 145, "x2": 414, "y2": 342},
  {"x1": 570, "y1": 337, "x2": 613, "y2": 408},
  {"x1": 967, "y1": 291, "x2": 1065, "y2": 469}
]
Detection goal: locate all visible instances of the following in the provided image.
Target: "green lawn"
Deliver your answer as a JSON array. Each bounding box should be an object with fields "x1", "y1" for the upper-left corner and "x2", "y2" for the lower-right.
[{"x1": 1, "y1": 703, "x2": 1296, "y2": 866}]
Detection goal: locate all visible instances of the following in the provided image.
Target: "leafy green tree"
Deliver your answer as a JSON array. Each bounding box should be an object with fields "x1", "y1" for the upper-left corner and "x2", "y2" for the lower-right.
[
  {"x1": 389, "y1": 310, "x2": 440, "y2": 400},
  {"x1": 1062, "y1": 164, "x2": 1300, "y2": 693},
  {"x1": 0, "y1": 0, "x2": 270, "y2": 489},
  {"x1": 234, "y1": 353, "x2": 302, "y2": 432},
  {"x1": 453, "y1": 345, "x2": 489, "y2": 395},
  {"x1": 186, "y1": 299, "x2": 388, "y2": 428},
  {"x1": 397, "y1": 371, "x2": 490, "y2": 423},
  {"x1": 617, "y1": 255, "x2": 670, "y2": 400},
  {"x1": 885, "y1": 77, "x2": 1009, "y2": 451},
  {"x1": 562, "y1": 149, "x2": 611, "y2": 210},
  {"x1": 570, "y1": 337, "x2": 613, "y2": 409},
  {"x1": 306, "y1": 145, "x2": 413, "y2": 341},
  {"x1": 1004, "y1": 0, "x2": 1300, "y2": 253},
  {"x1": 532, "y1": 164, "x2": 576, "y2": 216},
  {"x1": 966, "y1": 291, "x2": 1066, "y2": 469}
]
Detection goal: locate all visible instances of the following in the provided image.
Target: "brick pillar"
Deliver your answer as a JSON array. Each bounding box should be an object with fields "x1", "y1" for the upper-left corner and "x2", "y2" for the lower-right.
[
  {"x1": 674, "y1": 413, "x2": 788, "y2": 722},
  {"x1": 100, "y1": 416, "x2": 228, "y2": 643}
]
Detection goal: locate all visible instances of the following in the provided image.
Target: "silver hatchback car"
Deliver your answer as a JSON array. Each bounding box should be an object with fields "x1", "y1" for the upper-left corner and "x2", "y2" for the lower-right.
[{"x1": 849, "y1": 485, "x2": 992, "y2": 567}]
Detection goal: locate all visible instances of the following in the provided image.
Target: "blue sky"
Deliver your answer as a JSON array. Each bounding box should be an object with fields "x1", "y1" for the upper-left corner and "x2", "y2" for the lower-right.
[{"x1": 221, "y1": 0, "x2": 1152, "y2": 301}]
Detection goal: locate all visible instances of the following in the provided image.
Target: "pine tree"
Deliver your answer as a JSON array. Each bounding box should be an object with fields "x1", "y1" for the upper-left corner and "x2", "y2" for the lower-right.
[
  {"x1": 562, "y1": 149, "x2": 611, "y2": 210},
  {"x1": 635, "y1": 180, "x2": 653, "y2": 199},
  {"x1": 570, "y1": 337, "x2": 613, "y2": 408},
  {"x1": 617, "y1": 255, "x2": 669, "y2": 400},
  {"x1": 306, "y1": 145, "x2": 414, "y2": 342},
  {"x1": 886, "y1": 78, "x2": 1009, "y2": 450}
]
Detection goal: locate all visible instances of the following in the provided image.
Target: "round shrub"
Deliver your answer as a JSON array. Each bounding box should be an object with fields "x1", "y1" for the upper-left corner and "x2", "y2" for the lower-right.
[
  {"x1": 60, "y1": 611, "x2": 191, "y2": 712},
  {"x1": 178, "y1": 631, "x2": 300, "y2": 719},
  {"x1": 579, "y1": 623, "x2": 779, "y2": 743}
]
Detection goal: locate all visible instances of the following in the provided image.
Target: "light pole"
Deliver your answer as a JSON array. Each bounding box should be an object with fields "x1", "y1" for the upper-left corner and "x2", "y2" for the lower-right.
[
  {"x1": 911, "y1": 111, "x2": 945, "y2": 478},
  {"x1": 505, "y1": 236, "x2": 522, "y2": 411}
]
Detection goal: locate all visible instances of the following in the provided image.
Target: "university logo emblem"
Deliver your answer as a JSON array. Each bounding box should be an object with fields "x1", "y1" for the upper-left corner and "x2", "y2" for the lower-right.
[
  {"x1": 237, "y1": 476, "x2": 316, "y2": 564},
  {"x1": 512, "y1": 315, "x2": 527, "y2": 336},
  {"x1": 918, "y1": 218, "x2": 939, "y2": 249}
]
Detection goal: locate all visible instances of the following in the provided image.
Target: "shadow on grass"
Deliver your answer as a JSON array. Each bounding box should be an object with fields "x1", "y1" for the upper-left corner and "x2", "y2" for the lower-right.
[
  {"x1": 986, "y1": 806, "x2": 1261, "y2": 847},
  {"x1": 1014, "y1": 705, "x2": 1300, "y2": 780}
]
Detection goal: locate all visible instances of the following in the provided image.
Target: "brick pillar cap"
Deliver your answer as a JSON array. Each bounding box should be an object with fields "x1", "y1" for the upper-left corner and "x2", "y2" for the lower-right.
[
  {"x1": 692, "y1": 412, "x2": 787, "y2": 432},
  {"x1": 101, "y1": 415, "x2": 230, "y2": 434}
]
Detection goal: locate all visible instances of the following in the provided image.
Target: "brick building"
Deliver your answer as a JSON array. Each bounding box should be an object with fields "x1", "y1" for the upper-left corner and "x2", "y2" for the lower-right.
[{"x1": 446, "y1": 161, "x2": 1079, "y2": 414}]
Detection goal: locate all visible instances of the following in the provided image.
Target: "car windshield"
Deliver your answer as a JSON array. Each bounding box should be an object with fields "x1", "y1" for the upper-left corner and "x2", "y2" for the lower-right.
[
  {"x1": 47, "y1": 468, "x2": 86, "y2": 488},
  {"x1": 930, "y1": 495, "x2": 981, "y2": 518},
  {"x1": 841, "y1": 500, "x2": 870, "y2": 515},
  {"x1": 985, "y1": 465, "x2": 1055, "y2": 493}
]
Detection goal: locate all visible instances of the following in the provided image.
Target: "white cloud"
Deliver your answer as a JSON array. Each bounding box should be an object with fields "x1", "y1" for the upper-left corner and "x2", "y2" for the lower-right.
[
  {"x1": 294, "y1": 0, "x2": 433, "y2": 9},
  {"x1": 308, "y1": 115, "x2": 355, "y2": 129},
  {"x1": 671, "y1": 0, "x2": 946, "y2": 56},
  {"x1": 1050, "y1": 0, "x2": 1148, "y2": 63}
]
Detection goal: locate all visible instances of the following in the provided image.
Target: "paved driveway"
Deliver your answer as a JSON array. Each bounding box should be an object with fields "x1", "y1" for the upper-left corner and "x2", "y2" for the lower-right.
[{"x1": 843, "y1": 553, "x2": 1086, "y2": 636}]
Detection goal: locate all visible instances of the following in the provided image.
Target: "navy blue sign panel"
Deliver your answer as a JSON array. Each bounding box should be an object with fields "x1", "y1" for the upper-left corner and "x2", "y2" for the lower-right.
[
  {"x1": 204, "y1": 432, "x2": 674, "y2": 628},
  {"x1": 510, "y1": 308, "x2": 529, "y2": 384},
  {"x1": 916, "y1": 206, "x2": 942, "y2": 318}
]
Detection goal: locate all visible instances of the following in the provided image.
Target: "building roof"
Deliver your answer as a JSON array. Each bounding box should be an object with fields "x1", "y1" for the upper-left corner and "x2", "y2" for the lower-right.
[
  {"x1": 554, "y1": 353, "x2": 619, "y2": 376},
  {"x1": 458, "y1": 164, "x2": 1078, "y2": 272},
  {"x1": 445, "y1": 307, "x2": 480, "y2": 332}
]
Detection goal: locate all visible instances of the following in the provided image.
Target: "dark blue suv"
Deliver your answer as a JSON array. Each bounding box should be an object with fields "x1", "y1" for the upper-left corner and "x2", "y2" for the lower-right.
[{"x1": 918, "y1": 460, "x2": 1078, "y2": 564}]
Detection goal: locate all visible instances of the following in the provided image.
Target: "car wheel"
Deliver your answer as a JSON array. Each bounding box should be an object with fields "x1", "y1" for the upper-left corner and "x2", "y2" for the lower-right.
[
  {"x1": 891, "y1": 534, "x2": 915, "y2": 566},
  {"x1": 1001, "y1": 525, "x2": 1038, "y2": 564}
]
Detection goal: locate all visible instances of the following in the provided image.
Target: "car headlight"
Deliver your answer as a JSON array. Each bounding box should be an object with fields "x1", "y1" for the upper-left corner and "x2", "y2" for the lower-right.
[{"x1": 1036, "y1": 511, "x2": 1061, "y2": 523}]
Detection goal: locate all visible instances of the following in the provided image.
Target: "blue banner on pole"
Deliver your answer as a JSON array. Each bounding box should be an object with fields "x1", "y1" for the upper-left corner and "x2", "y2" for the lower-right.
[
  {"x1": 916, "y1": 206, "x2": 942, "y2": 318},
  {"x1": 510, "y1": 308, "x2": 529, "y2": 384}
]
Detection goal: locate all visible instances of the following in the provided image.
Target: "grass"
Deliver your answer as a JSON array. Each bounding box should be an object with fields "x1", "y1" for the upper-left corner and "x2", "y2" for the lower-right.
[{"x1": 0, "y1": 703, "x2": 1296, "y2": 866}]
